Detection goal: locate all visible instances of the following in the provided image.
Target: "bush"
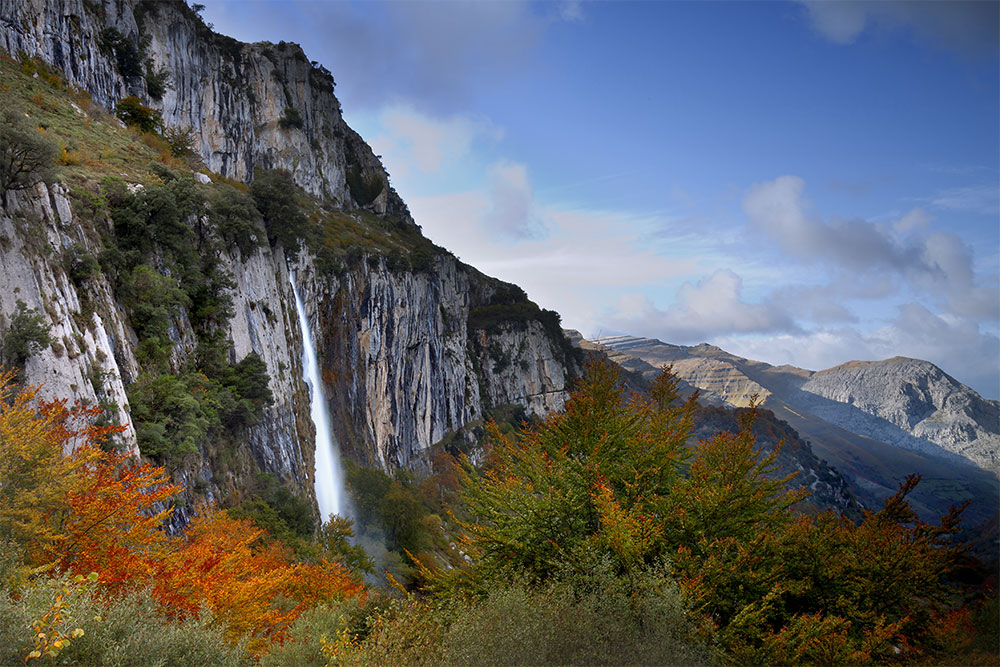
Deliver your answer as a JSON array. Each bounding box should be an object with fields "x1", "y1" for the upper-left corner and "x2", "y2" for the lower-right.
[
  {"x1": 441, "y1": 568, "x2": 711, "y2": 666},
  {"x1": 0, "y1": 578, "x2": 250, "y2": 666},
  {"x1": 208, "y1": 184, "x2": 265, "y2": 258},
  {"x1": 115, "y1": 96, "x2": 161, "y2": 133},
  {"x1": 128, "y1": 372, "x2": 219, "y2": 462},
  {"x1": 143, "y1": 60, "x2": 170, "y2": 100},
  {"x1": 251, "y1": 168, "x2": 309, "y2": 254},
  {"x1": 279, "y1": 106, "x2": 303, "y2": 130},
  {"x1": 345, "y1": 165, "x2": 384, "y2": 207},
  {"x1": 63, "y1": 243, "x2": 100, "y2": 286},
  {"x1": 164, "y1": 125, "x2": 197, "y2": 157},
  {"x1": 99, "y1": 28, "x2": 144, "y2": 79},
  {"x1": 1, "y1": 300, "x2": 51, "y2": 369},
  {"x1": 0, "y1": 105, "x2": 57, "y2": 207}
]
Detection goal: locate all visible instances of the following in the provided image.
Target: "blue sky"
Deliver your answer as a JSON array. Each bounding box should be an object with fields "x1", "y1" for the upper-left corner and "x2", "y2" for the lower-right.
[{"x1": 199, "y1": 0, "x2": 1000, "y2": 398}]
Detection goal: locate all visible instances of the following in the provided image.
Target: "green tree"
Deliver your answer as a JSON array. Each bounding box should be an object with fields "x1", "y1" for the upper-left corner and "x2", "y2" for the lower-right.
[
  {"x1": 0, "y1": 106, "x2": 57, "y2": 207},
  {"x1": 250, "y1": 168, "x2": 309, "y2": 254},
  {"x1": 1, "y1": 301, "x2": 52, "y2": 370},
  {"x1": 458, "y1": 358, "x2": 708, "y2": 584}
]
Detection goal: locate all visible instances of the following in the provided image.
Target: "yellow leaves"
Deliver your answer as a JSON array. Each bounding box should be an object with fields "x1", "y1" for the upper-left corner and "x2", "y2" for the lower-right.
[
  {"x1": 23, "y1": 571, "x2": 97, "y2": 663},
  {"x1": 590, "y1": 480, "x2": 662, "y2": 568}
]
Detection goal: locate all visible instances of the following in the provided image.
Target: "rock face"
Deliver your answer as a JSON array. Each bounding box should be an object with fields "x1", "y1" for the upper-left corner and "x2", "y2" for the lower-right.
[
  {"x1": 0, "y1": 183, "x2": 138, "y2": 455},
  {"x1": 799, "y1": 358, "x2": 1000, "y2": 472},
  {"x1": 1, "y1": 0, "x2": 400, "y2": 210},
  {"x1": 296, "y1": 254, "x2": 573, "y2": 470},
  {"x1": 0, "y1": 0, "x2": 578, "y2": 513}
]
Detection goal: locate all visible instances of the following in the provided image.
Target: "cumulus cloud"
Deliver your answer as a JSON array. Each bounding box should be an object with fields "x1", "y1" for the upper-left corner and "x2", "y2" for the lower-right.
[
  {"x1": 743, "y1": 175, "x2": 922, "y2": 272},
  {"x1": 605, "y1": 270, "x2": 798, "y2": 343},
  {"x1": 799, "y1": 1, "x2": 999, "y2": 54},
  {"x1": 743, "y1": 175, "x2": 998, "y2": 321},
  {"x1": 367, "y1": 106, "x2": 501, "y2": 178},
  {"x1": 893, "y1": 207, "x2": 933, "y2": 235}
]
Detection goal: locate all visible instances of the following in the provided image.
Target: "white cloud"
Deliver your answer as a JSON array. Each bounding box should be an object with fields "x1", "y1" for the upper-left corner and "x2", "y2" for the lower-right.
[
  {"x1": 799, "y1": 1, "x2": 999, "y2": 54},
  {"x1": 743, "y1": 175, "x2": 998, "y2": 322},
  {"x1": 743, "y1": 175, "x2": 922, "y2": 273},
  {"x1": 408, "y1": 190, "x2": 698, "y2": 333},
  {"x1": 365, "y1": 106, "x2": 501, "y2": 180},
  {"x1": 893, "y1": 207, "x2": 933, "y2": 235},
  {"x1": 482, "y1": 160, "x2": 546, "y2": 240},
  {"x1": 930, "y1": 184, "x2": 1000, "y2": 216},
  {"x1": 604, "y1": 270, "x2": 798, "y2": 343}
]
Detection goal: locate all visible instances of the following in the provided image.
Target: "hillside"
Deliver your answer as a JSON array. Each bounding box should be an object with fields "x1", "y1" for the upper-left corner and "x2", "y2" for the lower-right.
[{"x1": 591, "y1": 335, "x2": 1000, "y2": 525}]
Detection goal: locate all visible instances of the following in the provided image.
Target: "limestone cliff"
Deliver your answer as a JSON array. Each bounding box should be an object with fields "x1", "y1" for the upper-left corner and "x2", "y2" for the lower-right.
[{"x1": 0, "y1": 0, "x2": 579, "y2": 516}]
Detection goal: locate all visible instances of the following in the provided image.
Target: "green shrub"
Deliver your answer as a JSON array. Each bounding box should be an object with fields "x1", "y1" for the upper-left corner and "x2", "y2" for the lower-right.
[
  {"x1": 164, "y1": 125, "x2": 196, "y2": 157},
  {"x1": 208, "y1": 184, "x2": 265, "y2": 258},
  {"x1": 279, "y1": 106, "x2": 303, "y2": 130},
  {"x1": 0, "y1": 104, "x2": 57, "y2": 207},
  {"x1": 251, "y1": 168, "x2": 309, "y2": 254},
  {"x1": 0, "y1": 579, "x2": 249, "y2": 666},
  {"x1": 127, "y1": 264, "x2": 189, "y2": 342},
  {"x1": 440, "y1": 567, "x2": 712, "y2": 666},
  {"x1": 63, "y1": 244, "x2": 100, "y2": 286},
  {"x1": 345, "y1": 165, "x2": 383, "y2": 207},
  {"x1": 128, "y1": 372, "x2": 218, "y2": 462},
  {"x1": 143, "y1": 60, "x2": 170, "y2": 100},
  {"x1": 1, "y1": 300, "x2": 52, "y2": 369},
  {"x1": 115, "y1": 96, "x2": 161, "y2": 133},
  {"x1": 99, "y1": 28, "x2": 144, "y2": 79}
]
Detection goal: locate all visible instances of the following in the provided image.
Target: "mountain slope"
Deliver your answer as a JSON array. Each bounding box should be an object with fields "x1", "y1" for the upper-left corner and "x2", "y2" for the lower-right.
[{"x1": 591, "y1": 335, "x2": 999, "y2": 525}]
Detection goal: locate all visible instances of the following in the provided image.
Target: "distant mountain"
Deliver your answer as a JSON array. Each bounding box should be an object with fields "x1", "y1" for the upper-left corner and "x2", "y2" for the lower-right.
[
  {"x1": 588, "y1": 335, "x2": 1000, "y2": 526},
  {"x1": 563, "y1": 331, "x2": 860, "y2": 517},
  {"x1": 799, "y1": 358, "x2": 999, "y2": 470}
]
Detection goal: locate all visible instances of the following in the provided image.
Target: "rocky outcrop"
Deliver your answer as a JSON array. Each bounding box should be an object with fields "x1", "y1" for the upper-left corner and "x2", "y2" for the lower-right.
[
  {"x1": 800, "y1": 357, "x2": 999, "y2": 472},
  {"x1": 295, "y1": 254, "x2": 575, "y2": 470},
  {"x1": 1, "y1": 0, "x2": 403, "y2": 212},
  {"x1": 0, "y1": 183, "x2": 138, "y2": 454}
]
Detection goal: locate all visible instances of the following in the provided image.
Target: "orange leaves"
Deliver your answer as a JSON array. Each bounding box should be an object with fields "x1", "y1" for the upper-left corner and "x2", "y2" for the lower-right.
[
  {"x1": 589, "y1": 479, "x2": 662, "y2": 569},
  {"x1": 154, "y1": 510, "x2": 364, "y2": 656},
  {"x1": 0, "y1": 375, "x2": 103, "y2": 562},
  {"x1": 55, "y1": 447, "x2": 178, "y2": 588},
  {"x1": 0, "y1": 372, "x2": 365, "y2": 656}
]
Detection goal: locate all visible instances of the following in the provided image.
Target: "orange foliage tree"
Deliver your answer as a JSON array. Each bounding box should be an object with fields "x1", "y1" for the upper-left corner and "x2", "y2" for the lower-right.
[{"x1": 0, "y1": 373, "x2": 365, "y2": 655}]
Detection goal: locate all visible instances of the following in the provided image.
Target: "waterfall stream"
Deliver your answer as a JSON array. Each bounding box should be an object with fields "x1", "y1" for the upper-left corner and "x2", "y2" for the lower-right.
[{"x1": 291, "y1": 275, "x2": 347, "y2": 521}]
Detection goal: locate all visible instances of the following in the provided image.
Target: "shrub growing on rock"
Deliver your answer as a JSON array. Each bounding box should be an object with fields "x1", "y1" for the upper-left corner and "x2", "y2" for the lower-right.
[{"x1": 0, "y1": 106, "x2": 57, "y2": 207}]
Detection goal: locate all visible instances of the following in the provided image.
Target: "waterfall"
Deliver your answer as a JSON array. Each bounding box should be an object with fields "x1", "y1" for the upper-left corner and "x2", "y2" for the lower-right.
[{"x1": 291, "y1": 275, "x2": 346, "y2": 522}]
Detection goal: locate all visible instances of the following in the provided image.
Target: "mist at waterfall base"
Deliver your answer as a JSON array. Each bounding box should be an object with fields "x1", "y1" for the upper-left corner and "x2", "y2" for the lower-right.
[{"x1": 291, "y1": 276, "x2": 350, "y2": 522}]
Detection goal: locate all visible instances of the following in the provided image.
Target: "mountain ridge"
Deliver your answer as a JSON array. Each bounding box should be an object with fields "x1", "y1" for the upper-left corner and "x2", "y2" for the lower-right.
[{"x1": 590, "y1": 334, "x2": 999, "y2": 525}]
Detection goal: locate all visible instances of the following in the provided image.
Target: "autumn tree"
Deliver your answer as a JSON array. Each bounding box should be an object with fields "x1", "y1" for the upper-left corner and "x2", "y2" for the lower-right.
[
  {"x1": 453, "y1": 358, "x2": 972, "y2": 664},
  {"x1": 457, "y1": 358, "x2": 801, "y2": 587},
  {"x1": 0, "y1": 371, "x2": 365, "y2": 657}
]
